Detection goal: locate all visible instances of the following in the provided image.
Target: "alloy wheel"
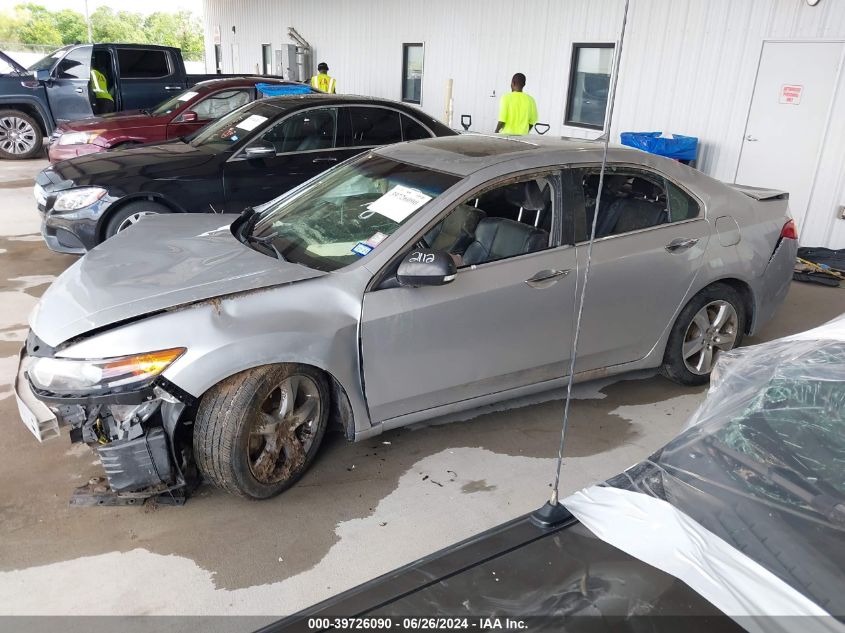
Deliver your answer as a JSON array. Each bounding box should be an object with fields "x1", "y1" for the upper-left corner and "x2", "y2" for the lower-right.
[
  {"x1": 247, "y1": 374, "x2": 321, "y2": 484},
  {"x1": 116, "y1": 211, "x2": 158, "y2": 232},
  {"x1": 682, "y1": 300, "x2": 739, "y2": 375},
  {"x1": 0, "y1": 116, "x2": 37, "y2": 155}
]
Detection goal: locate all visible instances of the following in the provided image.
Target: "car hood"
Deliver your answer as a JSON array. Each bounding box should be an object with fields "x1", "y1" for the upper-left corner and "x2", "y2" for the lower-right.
[
  {"x1": 31, "y1": 214, "x2": 324, "y2": 347},
  {"x1": 0, "y1": 50, "x2": 27, "y2": 74},
  {"x1": 59, "y1": 111, "x2": 166, "y2": 133},
  {"x1": 42, "y1": 140, "x2": 217, "y2": 189}
]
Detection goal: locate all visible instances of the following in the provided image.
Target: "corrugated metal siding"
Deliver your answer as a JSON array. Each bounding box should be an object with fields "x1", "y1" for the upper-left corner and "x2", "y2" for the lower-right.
[{"x1": 202, "y1": 0, "x2": 845, "y2": 247}]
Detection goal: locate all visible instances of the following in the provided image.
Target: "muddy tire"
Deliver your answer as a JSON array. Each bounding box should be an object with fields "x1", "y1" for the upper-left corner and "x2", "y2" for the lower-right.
[
  {"x1": 0, "y1": 110, "x2": 43, "y2": 160},
  {"x1": 104, "y1": 200, "x2": 170, "y2": 240},
  {"x1": 194, "y1": 364, "x2": 329, "y2": 499},
  {"x1": 660, "y1": 283, "x2": 746, "y2": 386}
]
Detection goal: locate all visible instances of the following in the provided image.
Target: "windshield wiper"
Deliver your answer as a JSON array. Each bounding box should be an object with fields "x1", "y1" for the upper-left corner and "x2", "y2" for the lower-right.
[{"x1": 246, "y1": 233, "x2": 285, "y2": 261}]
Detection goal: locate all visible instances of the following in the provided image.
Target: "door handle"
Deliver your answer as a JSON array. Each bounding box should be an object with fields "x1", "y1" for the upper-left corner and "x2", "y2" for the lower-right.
[
  {"x1": 525, "y1": 269, "x2": 570, "y2": 288},
  {"x1": 312, "y1": 157, "x2": 338, "y2": 164},
  {"x1": 74, "y1": 87, "x2": 83, "y2": 93},
  {"x1": 665, "y1": 238, "x2": 700, "y2": 253},
  {"x1": 164, "y1": 85, "x2": 183, "y2": 91},
  {"x1": 744, "y1": 134, "x2": 758, "y2": 142}
]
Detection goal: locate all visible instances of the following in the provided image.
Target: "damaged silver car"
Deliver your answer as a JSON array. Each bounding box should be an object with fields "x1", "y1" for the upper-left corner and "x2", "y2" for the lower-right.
[{"x1": 15, "y1": 135, "x2": 797, "y2": 501}]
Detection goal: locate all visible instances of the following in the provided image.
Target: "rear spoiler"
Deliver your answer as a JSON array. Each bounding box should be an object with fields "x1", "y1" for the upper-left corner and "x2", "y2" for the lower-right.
[{"x1": 730, "y1": 183, "x2": 788, "y2": 201}]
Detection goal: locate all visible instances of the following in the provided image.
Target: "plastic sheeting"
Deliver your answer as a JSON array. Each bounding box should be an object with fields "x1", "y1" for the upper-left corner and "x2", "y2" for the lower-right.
[
  {"x1": 256, "y1": 83, "x2": 313, "y2": 96},
  {"x1": 620, "y1": 131, "x2": 698, "y2": 160},
  {"x1": 565, "y1": 315, "x2": 845, "y2": 630}
]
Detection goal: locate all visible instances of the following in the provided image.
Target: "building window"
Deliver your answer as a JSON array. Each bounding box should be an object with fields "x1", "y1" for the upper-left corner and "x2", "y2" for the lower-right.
[
  {"x1": 214, "y1": 44, "x2": 222, "y2": 74},
  {"x1": 565, "y1": 43, "x2": 615, "y2": 130},
  {"x1": 402, "y1": 43, "x2": 424, "y2": 104},
  {"x1": 262, "y1": 44, "x2": 272, "y2": 75}
]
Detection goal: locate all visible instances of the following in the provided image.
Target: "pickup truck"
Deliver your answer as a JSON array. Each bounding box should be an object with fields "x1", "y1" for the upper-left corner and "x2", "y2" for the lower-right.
[{"x1": 0, "y1": 43, "x2": 279, "y2": 159}]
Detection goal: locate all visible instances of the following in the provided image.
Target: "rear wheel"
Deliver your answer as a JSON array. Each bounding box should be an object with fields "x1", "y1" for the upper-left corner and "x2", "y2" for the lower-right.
[
  {"x1": 194, "y1": 364, "x2": 329, "y2": 499},
  {"x1": 660, "y1": 283, "x2": 746, "y2": 385},
  {"x1": 104, "y1": 200, "x2": 170, "y2": 240},
  {"x1": 0, "y1": 110, "x2": 43, "y2": 160}
]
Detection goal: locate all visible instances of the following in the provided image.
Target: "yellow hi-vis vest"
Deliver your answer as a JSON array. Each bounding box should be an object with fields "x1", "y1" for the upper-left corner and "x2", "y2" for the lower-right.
[
  {"x1": 310, "y1": 73, "x2": 336, "y2": 94},
  {"x1": 90, "y1": 69, "x2": 113, "y2": 101}
]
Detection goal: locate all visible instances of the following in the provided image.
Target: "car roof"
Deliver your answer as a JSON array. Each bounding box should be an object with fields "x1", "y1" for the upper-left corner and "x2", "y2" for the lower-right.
[
  {"x1": 373, "y1": 134, "x2": 634, "y2": 177},
  {"x1": 191, "y1": 77, "x2": 300, "y2": 91},
  {"x1": 258, "y1": 93, "x2": 427, "y2": 111}
]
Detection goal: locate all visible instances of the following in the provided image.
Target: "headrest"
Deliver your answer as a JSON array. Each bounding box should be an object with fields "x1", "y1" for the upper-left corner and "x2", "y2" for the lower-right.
[{"x1": 505, "y1": 181, "x2": 548, "y2": 211}]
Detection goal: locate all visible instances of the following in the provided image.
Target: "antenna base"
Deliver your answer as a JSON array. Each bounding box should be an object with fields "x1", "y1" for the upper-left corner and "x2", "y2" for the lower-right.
[{"x1": 530, "y1": 501, "x2": 574, "y2": 528}]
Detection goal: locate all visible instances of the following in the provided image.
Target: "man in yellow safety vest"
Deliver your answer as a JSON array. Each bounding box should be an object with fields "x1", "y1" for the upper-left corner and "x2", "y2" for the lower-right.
[
  {"x1": 90, "y1": 67, "x2": 114, "y2": 114},
  {"x1": 495, "y1": 72, "x2": 537, "y2": 135},
  {"x1": 310, "y1": 62, "x2": 336, "y2": 94}
]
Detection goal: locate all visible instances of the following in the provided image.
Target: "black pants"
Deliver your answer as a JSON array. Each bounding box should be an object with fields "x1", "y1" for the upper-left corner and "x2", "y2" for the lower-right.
[{"x1": 95, "y1": 98, "x2": 115, "y2": 114}]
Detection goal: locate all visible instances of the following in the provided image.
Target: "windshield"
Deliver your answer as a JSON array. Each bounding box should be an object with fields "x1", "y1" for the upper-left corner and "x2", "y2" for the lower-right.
[
  {"x1": 27, "y1": 46, "x2": 71, "y2": 72},
  {"x1": 245, "y1": 154, "x2": 460, "y2": 272},
  {"x1": 149, "y1": 88, "x2": 203, "y2": 116},
  {"x1": 189, "y1": 102, "x2": 277, "y2": 149}
]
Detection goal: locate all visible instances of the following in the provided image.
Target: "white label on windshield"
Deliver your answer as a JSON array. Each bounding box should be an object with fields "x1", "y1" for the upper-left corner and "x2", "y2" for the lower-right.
[
  {"x1": 236, "y1": 114, "x2": 268, "y2": 131},
  {"x1": 367, "y1": 186, "x2": 431, "y2": 223},
  {"x1": 177, "y1": 91, "x2": 199, "y2": 101}
]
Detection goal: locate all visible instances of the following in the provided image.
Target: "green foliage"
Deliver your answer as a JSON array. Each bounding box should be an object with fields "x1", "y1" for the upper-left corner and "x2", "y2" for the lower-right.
[{"x1": 1, "y1": 3, "x2": 204, "y2": 55}]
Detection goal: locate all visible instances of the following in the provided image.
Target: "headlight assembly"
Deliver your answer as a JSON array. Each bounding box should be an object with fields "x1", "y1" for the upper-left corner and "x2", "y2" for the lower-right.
[
  {"x1": 29, "y1": 348, "x2": 186, "y2": 396},
  {"x1": 53, "y1": 187, "x2": 107, "y2": 211},
  {"x1": 57, "y1": 131, "x2": 103, "y2": 146}
]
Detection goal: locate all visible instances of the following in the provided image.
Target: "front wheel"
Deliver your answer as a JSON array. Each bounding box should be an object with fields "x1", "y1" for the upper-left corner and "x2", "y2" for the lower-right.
[
  {"x1": 193, "y1": 364, "x2": 329, "y2": 499},
  {"x1": 0, "y1": 110, "x2": 43, "y2": 160},
  {"x1": 660, "y1": 283, "x2": 746, "y2": 385},
  {"x1": 104, "y1": 200, "x2": 170, "y2": 240}
]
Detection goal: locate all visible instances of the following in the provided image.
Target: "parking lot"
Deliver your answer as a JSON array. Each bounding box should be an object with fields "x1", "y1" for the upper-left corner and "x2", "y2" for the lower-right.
[{"x1": 0, "y1": 158, "x2": 843, "y2": 618}]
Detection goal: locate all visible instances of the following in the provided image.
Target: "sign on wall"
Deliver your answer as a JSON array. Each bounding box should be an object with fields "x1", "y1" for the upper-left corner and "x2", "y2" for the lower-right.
[{"x1": 779, "y1": 84, "x2": 803, "y2": 105}]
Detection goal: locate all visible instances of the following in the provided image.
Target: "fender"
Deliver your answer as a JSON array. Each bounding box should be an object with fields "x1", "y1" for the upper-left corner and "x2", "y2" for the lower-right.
[{"x1": 0, "y1": 94, "x2": 55, "y2": 134}]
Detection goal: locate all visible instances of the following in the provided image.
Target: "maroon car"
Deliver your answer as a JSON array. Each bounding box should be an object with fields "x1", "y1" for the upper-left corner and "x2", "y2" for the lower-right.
[{"x1": 47, "y1": 77, "x2": 305, "y2": 163}]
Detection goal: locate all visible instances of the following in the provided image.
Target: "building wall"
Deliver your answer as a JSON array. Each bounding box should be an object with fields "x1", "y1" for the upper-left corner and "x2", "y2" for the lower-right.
[{"x1": 202, "y1": 0, "x2": 845, "y2": 247}]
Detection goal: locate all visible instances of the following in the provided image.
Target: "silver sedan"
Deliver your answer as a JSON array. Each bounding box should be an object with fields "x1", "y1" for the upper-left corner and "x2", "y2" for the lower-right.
[{"x1": 16, "y1": 135, "x2": 797, "y2": 500}]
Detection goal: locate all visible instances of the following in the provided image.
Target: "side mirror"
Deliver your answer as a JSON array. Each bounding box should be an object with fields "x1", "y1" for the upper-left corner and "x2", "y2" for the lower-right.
[
  {"x1": 244, "y1": 145, "x2": 276, "y2": 158},
  {"x1": 33, "y1": 69, "x2": 51, "y2": 82},
  {"x1": 397, "y1": 249, "x2": 456, "y2": 287},
  {"x1": 177, "y1": 111, "x2": 199, "y2": 123}
]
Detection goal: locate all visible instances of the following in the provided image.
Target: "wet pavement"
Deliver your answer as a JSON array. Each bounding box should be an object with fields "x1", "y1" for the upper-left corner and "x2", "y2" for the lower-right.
[{"x1": 0, "y1": 158, "x2": 842, "y2": 616}]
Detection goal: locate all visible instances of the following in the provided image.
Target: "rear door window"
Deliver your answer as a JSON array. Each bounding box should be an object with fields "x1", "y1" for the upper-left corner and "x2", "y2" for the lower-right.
[
  {"x1": 192, "y1": 89, "x2": 252, "y2": 121},
  {"x1": 401, "y1": 114, "x2": 431, "y2": 141},
  {"x1": 117, "y1": 49, "x2": 171, "y2": 78},
  {"x1": 345, "y1": 107, "x2": 403, "y2": 147}
]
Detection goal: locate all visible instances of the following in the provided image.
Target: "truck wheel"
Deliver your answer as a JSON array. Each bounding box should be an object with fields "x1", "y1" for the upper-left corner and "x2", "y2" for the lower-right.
[
  {"x1": 659, "y1": 283, "x2": 746, "y2": 386},
  {"x1": 0, "y1": 110, "x2": 43, "y2": 160},
  {"x1": 194, "y1": 364, "x2": 329, "y2": 499},
  {"x1": 104, "y1": 200, "x2": 170, "y2": 239}
]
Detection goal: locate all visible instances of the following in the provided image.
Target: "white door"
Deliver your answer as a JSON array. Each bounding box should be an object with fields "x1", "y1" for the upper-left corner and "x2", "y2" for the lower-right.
[{"x1": 736, "y1": 41, "x2": 843, "y2": 236}]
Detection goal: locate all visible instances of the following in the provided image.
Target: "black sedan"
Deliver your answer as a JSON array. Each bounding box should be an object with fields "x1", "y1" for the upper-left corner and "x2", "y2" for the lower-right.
[{"x1": 34, "y1": 94, "x2": 456, "y2": 254}]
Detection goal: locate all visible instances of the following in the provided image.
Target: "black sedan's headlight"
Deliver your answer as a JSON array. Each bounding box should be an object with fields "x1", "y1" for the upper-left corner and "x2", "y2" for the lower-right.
[{"x1": 53, "y1": 187, "x2": 108, "y2": 212}]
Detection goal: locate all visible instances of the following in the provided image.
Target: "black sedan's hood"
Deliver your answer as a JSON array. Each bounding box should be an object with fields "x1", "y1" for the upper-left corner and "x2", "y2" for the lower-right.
[
  {"x1": 31, "y1": 214, "x2": 324, "y2": 347},
  {"x1": 40, "y1": 141, "x2": 220, "y2": 190}
]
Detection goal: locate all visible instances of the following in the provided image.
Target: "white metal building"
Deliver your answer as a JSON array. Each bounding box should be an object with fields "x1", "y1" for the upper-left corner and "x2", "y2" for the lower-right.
[{"x1": 202, "y1": 0, "x2": 845, "y2": 248}]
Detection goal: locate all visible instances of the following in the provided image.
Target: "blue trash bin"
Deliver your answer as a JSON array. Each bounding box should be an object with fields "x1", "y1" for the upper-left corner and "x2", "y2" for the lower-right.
[{"x1": 620, "y1": 131, "x2": 698, "y2": 163}]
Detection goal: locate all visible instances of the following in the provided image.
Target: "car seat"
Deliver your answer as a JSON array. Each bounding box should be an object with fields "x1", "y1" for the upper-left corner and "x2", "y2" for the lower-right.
[
  {"x1": 505, "y1": 180, "x2": 550, "y2": 228},
  {"x1": 424, "y1": 204, "x2": 486, "y2": 254},
  {"x1": 462, "y1": 217, "x2": 548, "y2": 266}
]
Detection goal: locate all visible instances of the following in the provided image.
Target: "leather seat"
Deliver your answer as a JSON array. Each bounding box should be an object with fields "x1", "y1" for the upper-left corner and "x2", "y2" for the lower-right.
[
  {"x1": 462, "y1": 217, "x2": 548, "y2": 266},
  {"x1": 424, "y1": 204, "x2": 485, "y2": 254},
  {"x1": 505, "y1": 180, "x2": 550, "y2": 227}
]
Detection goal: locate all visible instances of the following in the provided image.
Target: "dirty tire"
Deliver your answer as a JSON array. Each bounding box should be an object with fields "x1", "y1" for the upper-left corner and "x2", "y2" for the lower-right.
[
  {"x1": 0, "y1": 109, "x2": 43, "y2": 160},
  {"x1": 104, "y1": 200, "x2": 170, "y2": 240},
  {"x1": 660, "y1": 283, "x2": 746, "y2": 386},
  {"x1": 194, "y1": 364, "x2": 329, "y2": 499}
]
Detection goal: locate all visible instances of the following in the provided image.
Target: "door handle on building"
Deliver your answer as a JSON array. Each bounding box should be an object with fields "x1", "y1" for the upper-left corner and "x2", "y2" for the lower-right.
[
  {"x1": 745, "y1": 134, "x2": 758, "y2": 142},
  {"x1": 525, "y1": 269, "x2": 570, "y2": 288},
  {"x1": 665, "y1": 238, "x2": 700, "y2": 253}
]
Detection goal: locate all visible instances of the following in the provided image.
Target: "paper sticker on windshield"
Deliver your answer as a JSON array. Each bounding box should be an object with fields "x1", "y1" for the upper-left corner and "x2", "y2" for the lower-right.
[
  {"x1": 236, "y1": 114, "x2": 268, "y2": 131},
  {"x1": 351, "y1": 242, "x2": 373, "y2": 257},
  {"x1": 177, "y1": 91, "x2": 199, "y2": 101},
  {"x1": 367, "y1": 185, "x2": 431, "y2": 223}
]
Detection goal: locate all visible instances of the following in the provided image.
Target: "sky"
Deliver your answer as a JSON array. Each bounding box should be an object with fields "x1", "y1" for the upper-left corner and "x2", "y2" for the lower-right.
[{"x1": 0, "y1": 0, "x2": 203, "y2": 15}]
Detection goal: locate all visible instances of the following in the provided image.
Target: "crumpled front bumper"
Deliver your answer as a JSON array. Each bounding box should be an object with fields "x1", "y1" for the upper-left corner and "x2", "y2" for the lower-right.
[{"x1": 13, "y1": 347, "x2": 59, "y2": 442}]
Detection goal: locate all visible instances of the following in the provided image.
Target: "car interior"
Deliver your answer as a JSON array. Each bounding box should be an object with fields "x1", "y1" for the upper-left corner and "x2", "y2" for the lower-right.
[
  {"x1": 423, "y1": 177, "x2": 554, "y2": 267},
  {"x1": 192, "y1": 89, "x2": 251, "y2": 120},
  {"x1": 91, "y1": 50, "x2": 116, "y2": 113},
  {"x1": 260, "y1": 109, "x2": 336, "y2": 153},
  {"x1": 580, "y1": 170, "x2": 670, "y2": 240}
]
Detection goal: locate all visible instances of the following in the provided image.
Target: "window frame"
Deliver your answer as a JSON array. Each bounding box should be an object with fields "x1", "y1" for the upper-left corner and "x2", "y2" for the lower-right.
[
  {"x1": 401, "y1": 43, "x2": 424, "y2": 105},
  {"x1": 338, "y1": 105, "x2": 436, "y2": 151},
  {"x1": 116, "y1": 47, "x2": 173, "y2": 80},
  {"x1": 231, "y1": 105, "x2": 340, "y2": 159},
  {"x1": 570, "y1": 162, "x2": 705, "y2": 244},
  {"x1": 261, "y1": 44, "x2": 273, "y2": 75},
  {"x1": 564, "y1": 42, "x2": 615, "y2": 131}
]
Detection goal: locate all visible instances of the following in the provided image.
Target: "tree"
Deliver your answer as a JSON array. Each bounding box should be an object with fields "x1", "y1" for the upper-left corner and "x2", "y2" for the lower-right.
[
  {"x1": 14, "y1": 3, "x2": 62, "y2": 46},
  {"x1": 90, "y1": 6, "x2": 147, "y2": 44},
  {"x1": 143, "y1": 11, "x2": 204, "y2": 59},
  {"x1": 54, "y1": 9, "x2": 87, "y2": 45}
]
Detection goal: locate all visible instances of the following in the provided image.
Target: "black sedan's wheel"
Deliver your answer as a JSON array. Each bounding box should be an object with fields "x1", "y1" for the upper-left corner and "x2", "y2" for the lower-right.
[
  {"x1": 194, "y1": 364, "x2": 329, "y2": 499},
  {"x1": 104, "y1": 200, "x2": 170, "y2": 240},
  {"x1": 0, "y1": 110, "x2": 43, "y2": 160},
  {"x1": 660, "y1": 283, "x2": 745, "y2": 385}
]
